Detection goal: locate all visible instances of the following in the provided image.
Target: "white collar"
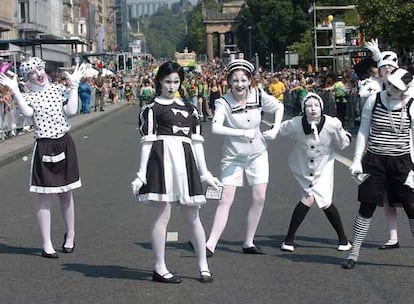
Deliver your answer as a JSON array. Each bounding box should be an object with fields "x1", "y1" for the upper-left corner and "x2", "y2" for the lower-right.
[{"x1": 155, "y1": 97, "x2": 185, "y2": 106}]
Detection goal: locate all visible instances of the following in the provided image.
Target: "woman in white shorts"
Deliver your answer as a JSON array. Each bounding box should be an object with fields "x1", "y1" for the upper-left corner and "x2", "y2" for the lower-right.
[{"x1": 205, "y1": 59, "x2": 284, "y2": 256}]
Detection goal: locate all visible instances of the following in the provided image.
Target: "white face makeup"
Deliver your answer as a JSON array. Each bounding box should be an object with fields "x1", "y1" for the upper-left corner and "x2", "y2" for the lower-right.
[
  {"x1": 379, "y1": 65, "x2": 396, "y2": 85},
  {"x1": 160, "y1": 73, "x2": 181, "y2": 99},
  {"x1": 304, "y1": 98, "x2": 322, "y2": 121},
  {"x1": 385, "y1": 82, "x2": 403, "y2": 101},
  {"x1": 229, "y1": 70, "x2": 251, "y2": 99},
  {"x1": 28, "y1": 67, "x2": 48, "y2": 86}
]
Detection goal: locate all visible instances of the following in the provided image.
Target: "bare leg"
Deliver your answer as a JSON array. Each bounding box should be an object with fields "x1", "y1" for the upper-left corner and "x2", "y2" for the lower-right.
[
  {"x1": 244, "y1": 183, "x2": 267, "y2": 248},
  {"x1": 58, "y1": 191, "x2": 75, "y2": 248},
  {"x1": 37, "y1": 193, "x2": 55, "y2": 254},
  {"x1": 206, "y1": 186, "x2": 237, "y2": 252},
  {"x1": 151, "y1": 202, "x2": 172, "y2": 277}
]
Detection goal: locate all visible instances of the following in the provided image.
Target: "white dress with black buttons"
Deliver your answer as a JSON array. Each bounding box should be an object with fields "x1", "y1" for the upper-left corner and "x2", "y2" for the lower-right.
[{"x1": 278, "y1": 115, "x2": 351, "y2": 208}]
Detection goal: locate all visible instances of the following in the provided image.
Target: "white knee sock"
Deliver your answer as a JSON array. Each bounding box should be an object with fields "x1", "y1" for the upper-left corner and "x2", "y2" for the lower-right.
[
  {"x1": 244, "y1": 185, "x2": 266, "y2": 248},
  {"x1": 181, "y1": 206, "x2": 209, "y2": 273},
  {"x1": 151, "y1": 203, "x2": 171, "y2": 276},
  {"x1": 37, "y1": 194, "x2": 55, "y2": 253},
  {"x1": 206, "y1": 187, "x2": 236, "y2": 252},
  {"x1": 383, "y1": 206, "x2": 398, "y2": 244},
  {"x1": 59, "y1": 191, "x2": 75, "y2": 248},
  {"x1": 348, "y1": 215, "x2": 372, "y2": 261}
]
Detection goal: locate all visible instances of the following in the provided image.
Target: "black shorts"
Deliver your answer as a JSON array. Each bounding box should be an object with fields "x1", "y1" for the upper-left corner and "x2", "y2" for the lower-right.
[
  {"x1": 358, "y1": 151, "x2": 414, "y2": 206},
  {"x1": 30, "y1": 133, "x2": 81, "y2": 193}
]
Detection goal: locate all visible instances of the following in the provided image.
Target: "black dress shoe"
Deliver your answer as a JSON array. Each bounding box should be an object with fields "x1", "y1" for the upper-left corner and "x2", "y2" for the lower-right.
[
  {"x1": 341, "y1": 259, "x2": 357, "y2": 269},
  {"x1": 41, "y1": 250, "x2": 59, "y2": 259},
  {"x1": 199, "y1": 271, "x2": 213, "y2": 283},
  {"x1": 378, "y1": 242, "x2": 400, "y2": 250},
  {"x1": 242, "y1": 245, "x2": 266, "y2": 255},
  {"x1": 62, "y1": 233, "x2": 75, "y2": 253},
  {"x1": 152, "y1": 271, "x2": 181, "y2": 284}
]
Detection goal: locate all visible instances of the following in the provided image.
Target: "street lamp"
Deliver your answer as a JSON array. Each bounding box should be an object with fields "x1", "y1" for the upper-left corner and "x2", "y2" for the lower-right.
[{"x1": 248, "y1": 26, "x2": 252, "y2": 62}]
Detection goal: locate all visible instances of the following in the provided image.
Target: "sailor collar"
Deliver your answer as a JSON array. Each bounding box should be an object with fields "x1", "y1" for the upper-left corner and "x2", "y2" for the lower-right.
[
  {"x1": 155, "y1": 97, "x2": 185, "y2": 106},
  {"x1": 221, "y1": 88, "x2": 262, "y2": 113}
]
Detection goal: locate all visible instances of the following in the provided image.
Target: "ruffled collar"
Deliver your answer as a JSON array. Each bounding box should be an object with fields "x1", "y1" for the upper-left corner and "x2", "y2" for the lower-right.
[{"x1": 302, "y1": 115, "x2": 325, "y2": 135}]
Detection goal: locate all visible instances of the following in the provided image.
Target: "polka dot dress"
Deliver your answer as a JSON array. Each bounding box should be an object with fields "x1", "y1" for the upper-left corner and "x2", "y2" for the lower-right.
[{"x1": 25, "y1": 84, "x2": 70, "y2": 139}]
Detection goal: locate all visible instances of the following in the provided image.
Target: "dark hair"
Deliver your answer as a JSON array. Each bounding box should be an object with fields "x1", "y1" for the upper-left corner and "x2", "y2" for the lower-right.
[{"x1": 155, "y1": 61, "x2": 184, "y2": 96}]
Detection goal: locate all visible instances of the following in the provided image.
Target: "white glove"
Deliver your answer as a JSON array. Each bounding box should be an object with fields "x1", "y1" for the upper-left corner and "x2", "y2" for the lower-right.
[
  {"x1": 263, "y1": 129, "x2": 277, "y2": 140},
  {"x1": 349, "y1": 159, "x2": 363, "y2": 176},
  {"x1": 131, "y1": 176, "x2": 144, "y2": 196},
  {"x1": 365, "y1": 38, "x2": 381, "y2": 62},
  {"x1": 243, "y1": 129, "x2": 256, "y2": 139},
  {"x1": 64, "y1": 63, "x2": 86, "y2": 89},
  {"x1": 0, "y1": 72, "x2": 19, "y2": 93},
  {"x1": 201, "y1": 171, "x2": 223, "y2": 190}
]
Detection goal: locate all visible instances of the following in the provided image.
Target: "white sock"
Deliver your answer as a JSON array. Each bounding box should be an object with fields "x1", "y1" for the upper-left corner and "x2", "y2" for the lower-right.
[
  {"x1": 37, "y1": 194, "x2": 55, "y2": 254},
  {"x1": 383, "y1": 206, "x2": 398, "y2": 243},
  {"x1": 59, "y1": 191, "x2": 75, "y2": 248},
  {"x1": 206, "y1": 186, "x2": 236, "y2": 252},
  {"x1": 181, "y1": 206, "x2": 209, "y2": 273},
  {"x1": 244, "y1": 184, "x2": 266, "y2": 248},
  {"x1": 151, "y1": 202, "x2": 171, "y2": 276}
]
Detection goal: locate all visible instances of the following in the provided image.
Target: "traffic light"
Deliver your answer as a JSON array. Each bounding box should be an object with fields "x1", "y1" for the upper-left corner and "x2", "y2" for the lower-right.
[
  {"x1": 118, "y1": 54, "x2": 125, "y2": 70},
  {"x1": 126, "y1": 56, "x2": 133, "y2": 70}
]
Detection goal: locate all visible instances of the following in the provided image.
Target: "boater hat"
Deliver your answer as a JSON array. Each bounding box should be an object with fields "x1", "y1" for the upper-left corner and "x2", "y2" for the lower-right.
[
  {"x1": 227, "y1": 59, "x2": 255, "y2": 75},
  {"x1": 387, "y1": 68, "x2": 413, "y2": 92}
]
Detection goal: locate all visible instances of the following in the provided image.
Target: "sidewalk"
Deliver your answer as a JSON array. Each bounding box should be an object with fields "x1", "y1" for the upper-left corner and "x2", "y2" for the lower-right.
[{"x1": 0, "y1": 102, "x2": 127, "y2": 168}]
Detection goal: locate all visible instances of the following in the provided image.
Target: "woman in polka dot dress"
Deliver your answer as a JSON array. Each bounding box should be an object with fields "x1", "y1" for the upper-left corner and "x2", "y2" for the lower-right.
[{"x1": 0, "y1": 57, "x2": 85, "y2": 258}]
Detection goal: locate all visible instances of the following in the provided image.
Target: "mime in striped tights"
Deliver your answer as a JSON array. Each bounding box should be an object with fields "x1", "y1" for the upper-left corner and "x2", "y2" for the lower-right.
[{"x1": 343, "y1": 68, "x2": 414, "y2": 269}]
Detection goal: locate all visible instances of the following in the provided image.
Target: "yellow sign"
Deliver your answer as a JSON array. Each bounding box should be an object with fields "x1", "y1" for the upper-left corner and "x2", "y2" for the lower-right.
[{"x1": 175, "y1": 50, "x2": 196, "y2": 68}]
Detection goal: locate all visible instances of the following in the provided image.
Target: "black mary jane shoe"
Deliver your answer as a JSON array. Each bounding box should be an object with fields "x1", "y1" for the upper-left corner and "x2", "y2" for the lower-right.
[
  {"x1": 199, "y1": 270, "x2": 213, "y2": 283},
  {"x1": 41, "y1": 250, "x2": 59, "y2": 259},
  {"x1": 152, "y1": 271, "x2": 182, "y2": 284},
  {"x1": 62, "y1": 233, "x2": 75, "y2": 254},
  {"x1": 378, "y1": 242, "x2": 400, "y2": 250},
  {"x1": 341, "y1": 259, "x2": 357, "y2": 269},
  {"x1": 242, "y1": 245, "x2": 266, "y2": 255}
]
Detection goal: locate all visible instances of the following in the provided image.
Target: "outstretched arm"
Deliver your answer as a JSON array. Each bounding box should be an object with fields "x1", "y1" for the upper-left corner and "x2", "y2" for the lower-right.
[
  {"x1": 64, "y1": 63, "x2": 86, "y2": 116},
  {"x1": 0, "y1": 73, "x2": 33, "y2": 117}
]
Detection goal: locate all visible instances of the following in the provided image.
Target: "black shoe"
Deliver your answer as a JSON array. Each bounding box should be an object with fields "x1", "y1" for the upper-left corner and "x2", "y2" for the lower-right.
[
  {"x1": 199, "y1": 270, "x2": 213, "y2": 283},
  {"x1": 41, "y1": 250, "x2": 59, "y2": 259},
  {"x1": 242, "y1": 245, "x2": 266, "y2": 255},
  {"x1": 378, "y1": 242, "x2": 399, "y2": 250},
  {"x1": 62, "y1": 233, "x2": 75, "y2": 254},
  {"x1": 152, "y1": 271, "x2": 181, "y2": 284},
  {"x1": 342, "y1": 259, "x2": 357, "y2": 269},
  {"x1": 206, "y1": 247, "x2": 214, "y2": 258}
]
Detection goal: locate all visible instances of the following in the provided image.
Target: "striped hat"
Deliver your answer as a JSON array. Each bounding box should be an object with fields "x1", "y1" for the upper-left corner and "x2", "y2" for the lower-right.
[
  {"x1": 227, "y1": 59, "x2": 255, "y2": 75},
  {"x1": 377, "y1": 51, "x2": 399, "y2": 69},
  {"x1": 387, "y1": 68, "x2": 413, "y2": 91},
  {"x1": 19, "y1": 57, "x2": 45, "y2": 80}
]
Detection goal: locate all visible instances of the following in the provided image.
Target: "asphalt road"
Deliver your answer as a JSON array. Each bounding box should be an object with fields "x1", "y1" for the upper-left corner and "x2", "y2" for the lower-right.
[{"x1": 1, "y1": 106, "x2": 414, "y2": 304}]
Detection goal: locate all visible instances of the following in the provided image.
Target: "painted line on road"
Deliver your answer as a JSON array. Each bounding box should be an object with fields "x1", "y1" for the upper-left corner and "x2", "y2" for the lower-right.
[{"x1": 262, "y1": 118, "x2": 352, "y2": 168}]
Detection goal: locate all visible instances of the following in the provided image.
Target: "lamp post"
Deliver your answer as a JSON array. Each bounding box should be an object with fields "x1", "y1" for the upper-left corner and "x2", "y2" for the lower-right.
[{"x1": 248, "y1": 26, "x2": 252, "y2": 62}]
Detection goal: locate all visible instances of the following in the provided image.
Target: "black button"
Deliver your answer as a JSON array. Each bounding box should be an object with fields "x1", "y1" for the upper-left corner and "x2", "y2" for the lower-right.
[
  {"x1": 309, "y1": 184, "x2": 312, "y2": 187},
  {"x1": 247, "y1": 119, "x2": 250, "y2": 122},
  {"x1": 310, "y1": 159, "x2": 314, "y2": 163},
  {"x1": 310, "y1": 173, "x2": 313, "y2": 176},
  {"x1": 311, "y1": 146, "x2": 315, "y2": 149},
  {"x1": 250, "y1": 140, "x2": 252, "y2": 143}
]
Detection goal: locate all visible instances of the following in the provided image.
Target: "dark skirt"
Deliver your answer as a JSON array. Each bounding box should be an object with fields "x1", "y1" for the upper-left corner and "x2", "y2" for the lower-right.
[
  {"x1": 30, "y1": 133, "x2": 81, "y2": 193},
  {"x1": 358, "y1": 151, "x2": 414, "y2": 206}
]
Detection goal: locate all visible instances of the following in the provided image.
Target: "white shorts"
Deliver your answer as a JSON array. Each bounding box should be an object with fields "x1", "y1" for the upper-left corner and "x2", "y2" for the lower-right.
[{"x1": 220, "y1": 150, "x2": 269, "y2": 187}]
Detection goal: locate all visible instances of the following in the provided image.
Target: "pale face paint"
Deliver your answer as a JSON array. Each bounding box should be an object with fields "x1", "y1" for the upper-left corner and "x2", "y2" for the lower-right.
[
  {"x1": 304, "y1": 98, "x2": 322, "y2": 122},
  {"x1": 385, "y1": 82, "x2": 403, "y2": 101},
  {"x1": 159, "y1": 72, "x2": 181, "y2": 99},
  {"x1": 379, "y1": 65, "x2": 396, "y2": 85},
  {"x1": 229, "y1": 70, "x2": 251, "y2": 100},
  {"x1": 28, "y1": 66, "x2": 49, "y2": 91}
]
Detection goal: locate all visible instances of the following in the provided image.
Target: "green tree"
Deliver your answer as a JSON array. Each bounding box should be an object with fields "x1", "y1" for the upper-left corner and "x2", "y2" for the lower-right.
[{"x1": 356, "y1": 0, "x2": 414, "y2": 56}]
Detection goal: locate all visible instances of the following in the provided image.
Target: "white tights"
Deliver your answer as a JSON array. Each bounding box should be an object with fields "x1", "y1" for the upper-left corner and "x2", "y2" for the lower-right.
[
  {"x1": 150, "y1": 202, "x2": 209, "y2": 276},
  {"x1": 383, "y1": 204, "x2": 398, "y2": 244},
  {"x1": 206, "y1": 183, "x2": 267, "y2": 252},
  {"x1": 37, "y1": 191, "x2": 75, "y2": 254}
]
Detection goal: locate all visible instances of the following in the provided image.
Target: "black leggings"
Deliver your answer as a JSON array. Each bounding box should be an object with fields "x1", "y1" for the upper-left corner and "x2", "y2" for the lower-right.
[{"x1": 359, "y1": 203, "x2": 414, "y2": 219}]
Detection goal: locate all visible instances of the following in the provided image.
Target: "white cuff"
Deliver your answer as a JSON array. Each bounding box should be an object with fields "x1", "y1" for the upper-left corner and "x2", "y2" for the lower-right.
[{"x1": 136, "y1": 172, "x2": 147, "y2": 185}]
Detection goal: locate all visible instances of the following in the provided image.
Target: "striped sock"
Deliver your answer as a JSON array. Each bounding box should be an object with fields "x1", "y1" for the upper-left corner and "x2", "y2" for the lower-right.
[{"x1": 347, "y1": 215, "x2": 372, "y2": 261}]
